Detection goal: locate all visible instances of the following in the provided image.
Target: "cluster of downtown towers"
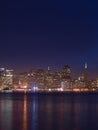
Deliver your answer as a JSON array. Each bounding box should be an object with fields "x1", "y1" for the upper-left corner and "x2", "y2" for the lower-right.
[{"x1": 0, "y1": 64, "x2": 97, "y2": 90}]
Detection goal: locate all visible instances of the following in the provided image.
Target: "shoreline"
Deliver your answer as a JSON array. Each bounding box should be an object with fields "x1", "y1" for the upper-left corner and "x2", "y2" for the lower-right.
[{"x1": 0, "y1": 90, "x2": 98, "y2": 95}]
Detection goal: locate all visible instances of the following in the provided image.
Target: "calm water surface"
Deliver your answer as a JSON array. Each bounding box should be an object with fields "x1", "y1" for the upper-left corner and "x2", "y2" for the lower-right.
[{"x1": 0, "y1": 93, "x2": 98, "y2": 130}]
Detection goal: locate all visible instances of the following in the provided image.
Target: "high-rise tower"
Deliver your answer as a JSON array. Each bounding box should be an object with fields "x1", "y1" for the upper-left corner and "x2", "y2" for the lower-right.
[
  {"x1": 84, "y1": 62, "x2": 88, "y2": 87},
  {"x1": 85, "y1": 62, "x2": 87, "y2": 69},
  {"x1": 62, "y1": 65, "x2": 71, "y2": 80}
]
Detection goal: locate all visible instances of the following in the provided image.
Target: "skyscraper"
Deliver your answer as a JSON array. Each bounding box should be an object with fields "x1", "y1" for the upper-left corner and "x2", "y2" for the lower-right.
[
  {"x1": 0, "y1": 68, "x2": 13, "y2": 89},
  {"x1": 62, "y1": 65, "x2": 71, "y2": 80},
  {"x1": 84, "y1": 63, "x2": 88, "y2": 87},
  {"x1": 61, "y1": 65, "x2": 71, "y2": 88}
]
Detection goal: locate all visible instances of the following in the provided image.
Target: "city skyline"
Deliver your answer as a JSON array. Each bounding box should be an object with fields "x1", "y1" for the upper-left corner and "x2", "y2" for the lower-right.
[
  {"x1": 0, "y1": 0, "x2": 98, "y2": 78},
  {"x1": 0, "y1": 63, "x2": 98, "y2": 92},
  {"x1": 0, "y1": 62, "x2": 97, "y2": 80}
]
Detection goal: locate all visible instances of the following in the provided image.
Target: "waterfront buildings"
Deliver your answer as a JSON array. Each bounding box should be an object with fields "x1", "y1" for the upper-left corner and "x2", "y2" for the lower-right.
[
  {"x1": 0, "y1": 64, "x2": 98, "y2": 92},
  {"x1": 0, "y1": 68, "x2": 13, "y2": 90}
]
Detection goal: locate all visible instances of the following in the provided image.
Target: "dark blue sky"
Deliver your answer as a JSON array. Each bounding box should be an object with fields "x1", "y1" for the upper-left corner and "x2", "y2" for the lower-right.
[{"x1": 0, "y1": 0, "x2": 98, "y2": 78}]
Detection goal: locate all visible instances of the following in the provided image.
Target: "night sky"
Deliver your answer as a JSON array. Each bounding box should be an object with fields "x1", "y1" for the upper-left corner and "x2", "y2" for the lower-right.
[{"x1": 0, "y1": 0, "x2": 98, "y2": 78}]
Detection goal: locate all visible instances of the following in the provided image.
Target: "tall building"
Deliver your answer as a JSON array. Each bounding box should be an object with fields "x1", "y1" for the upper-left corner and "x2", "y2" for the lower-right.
[
  {"x1": 61, "y1": 65, "x2": 71, "y2": 89},
  {"x1": 53, "y1": 71, "x2": 62, "y2": 88},
  {"x1": 0, "y1": 68, "x2": 13, "y2": 89},
  {"x1": 5, "y1": 69, "x2": 13, "y2": 86},
  {"x1": 62, "y1": 65, "x2": 71, "y2": 80},
  {"x1": 36, "y1": 69, "x2": 45, "y2": 88},
  {"x1": 0, "y1": 68, "x2": 5, "y2": 77},
  {"x1": 0, "y1": 68, "x2": 5, "y2": 89},
  {"x1": 84, "y1": 63, "x2": 88, "y2": 87},
  {"x1": 44, "y1": 68, "x2": 54, "y2": 89}
]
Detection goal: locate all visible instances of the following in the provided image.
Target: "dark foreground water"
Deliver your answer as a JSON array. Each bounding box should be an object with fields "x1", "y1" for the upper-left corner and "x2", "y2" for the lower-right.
[{"x1": 0, "y1": 93, "x2": 98, "y2": 130}]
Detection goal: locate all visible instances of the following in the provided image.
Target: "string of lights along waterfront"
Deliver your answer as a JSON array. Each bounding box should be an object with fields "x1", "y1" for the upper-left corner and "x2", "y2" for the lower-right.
[{"x1": 0, "y1": 63, "x2": 98, "y2": 93}]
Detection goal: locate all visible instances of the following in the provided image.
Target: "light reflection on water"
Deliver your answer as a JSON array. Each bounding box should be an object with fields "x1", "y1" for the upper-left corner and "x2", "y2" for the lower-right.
[
  {"x1": 0, "y1": 97, "x2": 13, "y2": 130},
  {"x1": 22, "y1": 95, "x2": 27, "y2": 130},
  {"x1": 32, "y1": 96, "x2": 38, "y2": 130},
  {"x1": 0, "y1": 93, "x2": 98, "y2": 130}
]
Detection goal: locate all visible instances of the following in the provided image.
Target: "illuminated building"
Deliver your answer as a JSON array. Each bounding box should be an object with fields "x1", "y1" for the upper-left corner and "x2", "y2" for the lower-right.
[
  {"x1": 96, "y1": 79, "x2": 98, "y2": 87},
  {"x1": 13, "y1": 74, "x2": 20, "y2": 88},
  {"x1": 61, "y1": 65, "x2": 71, "y2": 88},
  {"x1": 44, "y1": 68, "x2": 54, "y2": 89},
  {"x1": 0, "y1": 68, "x2": 5, "y2": 76},
  {"x1": 5, "y1": 69, "x2": 13, "y2": 86},
  {"x1": 90, "y1": 80, "x2": 96, "y2": 88},
  {"x1": 18, "y1": 72, "x2": 28, "y2": 88},
  {"x1": 28, "y1": 68, "x2": 45, "y2": 89},
  {"x1": 0, "y1": 68, "x2": 13, "y2": 89},
  {"x1": 0, "y1": 68, "x2": 5, "y2": 89},
  {"x1": 36, "y1": 69, "x2": 45, "y2": 88},
  {"x1": 62, "y1": 65, "x2": 71, "y2": 80},
  {"x1": 28, "y1": 68, "x2": 37, "y2": 88},
  {"x1": 84, "y1": 63, "x2": 89, "y2": 87},
  {"x1": 61, "y1": 81, "x2": 71, "y2": 89},
  {"x1": 53, "y1": 71, "x2": 62, "y2": 88},
  {"x1": 72, "y1": 78, "x2": 85, "y2": 88}
]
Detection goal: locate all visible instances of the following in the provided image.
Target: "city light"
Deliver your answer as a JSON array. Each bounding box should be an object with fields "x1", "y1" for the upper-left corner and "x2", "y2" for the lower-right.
[{"x1": 0, "y1": 64, "x2": 98, "y2": 93}]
